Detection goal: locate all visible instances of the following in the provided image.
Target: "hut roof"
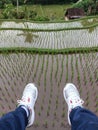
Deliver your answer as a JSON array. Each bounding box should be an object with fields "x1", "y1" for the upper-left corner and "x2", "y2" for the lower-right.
[{"x1": 65, "y1": 8, "x2": 85, "y2": 19}]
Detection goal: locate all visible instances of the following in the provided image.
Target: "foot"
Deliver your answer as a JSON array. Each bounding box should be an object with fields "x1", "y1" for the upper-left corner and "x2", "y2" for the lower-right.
[
  {"x1": 17, "y1": 83, "x2": 38, "y2": 127},
  {"x1": 63, "y1": 83, "x2": 84, "y2": 125}
]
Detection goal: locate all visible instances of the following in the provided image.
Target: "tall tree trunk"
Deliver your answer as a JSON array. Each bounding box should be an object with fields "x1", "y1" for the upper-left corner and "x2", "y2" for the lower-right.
[{"x1": 17, "y1": 0, "x2": 19, "y2": 16}]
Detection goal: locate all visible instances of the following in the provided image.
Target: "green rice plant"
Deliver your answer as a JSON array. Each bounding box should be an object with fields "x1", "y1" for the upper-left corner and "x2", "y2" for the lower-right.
[
  {"x1": 43, "y1": 121, "x2": 48, "y2": 128},
  {"x1": 50, "y1": 92, "x2": 52, "y2": 98},
  {"x1": 71, "y1": 54, "x2": 74, "y2": 82},
  {"x1": 47, "y1": 110, "x2": 49, "y2": 117},
  {"x1": 41, "y1": 105, "x2": 43, "y2": 111},
  {"x1": 57, "y1": 82, "x2": 60, "y2": 87},
  {"x1": 38, "y1": 55, "x2": 44, "y2": 86},
  {"x1": 56, "y1": 98, "x2": 58, "y2": 105},
  {"x1": 86, "y1": 53, "x2": 94, "y2": 83},
  {"x1": 75, "y1": 55, "x2": 81, "y2": 86},
  {"x1": 32, "y1": 54, "x2": 36, "y2": 71},
  {"x1": 44, "y1": 54, "x2": 49, "y2": 92},
  {"x1": 48, "y1": 105, "x2": 50, "y2": 111},
  {"x1": 66, "y1": 54, "x2": 68, "y2": 82},
  {"x1": 0, "y1": 47, "x2": 98, "y2": 55},
  {"x1": 49, "y1": 99, "x2": 51, "y2": 104},
  {"x1": 54, "y1": 111, "x2": 57, "y2": 118},
  {"x1": 94, "y1": 95, "x2": 98, "y2": 108},
  {"x1": 41, "y1": 55, "x2": 45, "y2": 74},
  {"x1": 33, "y1": 54, "x2": 40, "y2": 80},
  {"x1": 47, "y1": 103, "x2": 51, "y2": 116},
  {"x1": 52, "y1": 121, "x2": 55, "y2": 127},
  {"x1": 38, "y1": 111, "x2": 41, "y2": 116},
  {"x1": 55, "y1": 55, "x2": 59, "y2": 81},
  {"x1": 33, "y1": 121, "x2": 39, "y2": 128},
  {"x1": 55, "y1": 95, "x2": 59, "y2": 110},
  {"x1": 58, "y1": 55, "x2": 64, "y2": 84},
  {"x1": 50, "y1": 54, "x2": 54, "y2": 86},
  {"x1": 61, "y1": 111, "x2": 66, "y2": 118},
  {"x1": 42, "y1": 96, "x2": 44, "y2": 104},
  {"x1": 61, "y1": 121, "x2": 66, "y2": 128},
  {"x1": 79, "y1": 53, "x2": 87, "y2": 85},
  {"x1": 85, "y1": 91, "x2": 89, "y2": 106}
]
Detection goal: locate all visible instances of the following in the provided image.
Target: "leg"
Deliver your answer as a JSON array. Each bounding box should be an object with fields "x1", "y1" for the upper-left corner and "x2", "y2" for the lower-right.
[
  {"x1": 0, "y1": 106, "x2": 28, "y2": 130},
  {"x1": 63, "y1": 83, "x2": 98, "y2": 130},
  {"x1": 70, "y1": 107, "x2": 98, "y2": 130},
  {"x1": 0, "y1": 83, "x2": 38, "y2": 130}
]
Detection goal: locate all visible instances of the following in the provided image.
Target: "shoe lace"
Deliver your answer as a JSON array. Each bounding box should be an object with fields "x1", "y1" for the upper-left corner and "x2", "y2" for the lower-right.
[
  {"x1": 17, "y1": 90, "x2": 36, "y2": 106},
  {"x1": 68, "y1": 95, "x2": 84, "y2": 109}
]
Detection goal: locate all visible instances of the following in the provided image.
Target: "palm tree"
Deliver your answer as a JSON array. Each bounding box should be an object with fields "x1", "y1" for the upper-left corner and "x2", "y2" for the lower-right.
[
  {"x1": 17, "y1": 0, "x2": 19, "y2": 15},
  {"x1": 17, "y1": 0, "x2": 29, "y2": 16}
]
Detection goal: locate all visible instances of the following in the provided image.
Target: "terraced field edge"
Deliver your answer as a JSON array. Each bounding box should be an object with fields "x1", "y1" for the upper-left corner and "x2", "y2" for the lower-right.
[{"x1": 0, "y1": 47, "x2": 98, "y2": 54}]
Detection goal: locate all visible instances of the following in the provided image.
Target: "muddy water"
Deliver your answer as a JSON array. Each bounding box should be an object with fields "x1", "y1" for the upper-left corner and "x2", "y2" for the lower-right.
[
  {"x1": 0, "y1": 52, "x2": 97, "y2": 130},
  {"x1": 0, "y1": 20, "x2": 98, "y2": 49}
]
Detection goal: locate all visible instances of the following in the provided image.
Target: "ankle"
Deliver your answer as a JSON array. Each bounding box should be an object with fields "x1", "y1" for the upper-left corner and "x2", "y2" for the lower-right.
[{"x1": 21, "y1": 105, "x2": 30, "y2": 118}]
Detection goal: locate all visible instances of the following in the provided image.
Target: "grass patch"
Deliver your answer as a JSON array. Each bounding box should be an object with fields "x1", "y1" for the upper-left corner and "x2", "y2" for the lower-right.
[
  {"x1": 0, "y1": 15, "x2": 98, "y2": 23},
  {"x1": 19, "y1": 4, "x2": 72, "y2": 20},
  {"x1": 0, "y1": 47, "x2": 97, "y2": 54}
]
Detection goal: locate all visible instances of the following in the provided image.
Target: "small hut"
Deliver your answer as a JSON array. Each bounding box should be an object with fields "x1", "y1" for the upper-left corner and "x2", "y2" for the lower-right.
[{"x1": 65, "y1": 8, "x2": 85, "y2": 20}]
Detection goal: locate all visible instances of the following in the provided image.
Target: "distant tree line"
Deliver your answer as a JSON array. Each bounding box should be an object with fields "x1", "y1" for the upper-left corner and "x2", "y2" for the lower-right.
[
  {"x1": 0, "y1": 0, "x2": 78, "y2": 8},
  {"x1": 0, "y1": 0, "x2": 98, "y2": 8},
  {"x1": 27, "y1": 0, "x2": 78, "y2": 5}
]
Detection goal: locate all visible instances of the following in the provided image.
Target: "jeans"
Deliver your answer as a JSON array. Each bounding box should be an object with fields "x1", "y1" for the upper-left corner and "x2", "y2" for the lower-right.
[
  {"x1": 70, "y1": 107, "x2": 98, "y2": 130},
  {"x1": 0, "y1": 106, "x2": 28, "y2": 130},
  {"x1": 0, "y1": 106, "x2": 98, "y2": 130}
]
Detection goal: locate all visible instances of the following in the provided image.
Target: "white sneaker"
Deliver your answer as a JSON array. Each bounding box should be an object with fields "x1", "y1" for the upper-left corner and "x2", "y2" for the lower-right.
[
  {"x1": 63, "y1": 83, "x2": 84, "y2": 125},
  {"x1": 17, "y1": 83, "x2": 38, "y2": 127}
]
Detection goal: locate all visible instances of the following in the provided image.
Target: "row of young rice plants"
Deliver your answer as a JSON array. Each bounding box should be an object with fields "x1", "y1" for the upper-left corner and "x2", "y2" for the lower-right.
[
  {"x1": 0, "y1": 17, "x2": 98, "y2": 50},
  {"x1": 0, "y1": 28, "x2": 98, "y2": 49},
  {"x1": 0, "y1": 16, "x2": 98, "y2": 30},
  {"x1": 0, "y1": 20, "x2": 85, "y2": 30},
  {"x1": 78, "y1": 52, "x2": 98, "y2": 110},
  {"x1": 0, "y1": 51, "x2": 97, "y2": 130},
  {"x1": 83, "y1": 52, "x2": 98, "y2": 110}
]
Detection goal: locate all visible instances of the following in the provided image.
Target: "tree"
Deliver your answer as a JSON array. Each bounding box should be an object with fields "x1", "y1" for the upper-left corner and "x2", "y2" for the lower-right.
[{"x1": 17, "y1": 0, "x2": 19, "y2": 15}]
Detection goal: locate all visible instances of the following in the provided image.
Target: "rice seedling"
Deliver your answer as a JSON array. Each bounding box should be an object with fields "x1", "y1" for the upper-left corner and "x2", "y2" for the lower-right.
[
  {"x1": 71, "y1": 54, "x2": 74, "y2": 82},
  {"x1": 44, "y1": 54, "x2": 49, "y2": 92},
  {"x1": 43, "y1": 121, "x2": 48, "y2": 128},
  {"x1": 33, "y1": 121, "x2": 39, "y2": 128},
  {"x1": 55, "y1": 55, "x2": 59, "y2": 81},
  {"x1": 52, "y1": 121, "x2": 55, "y2": 127},
  {"x1": 66, "y1": 54, "x2": 68, "y2": 82}
]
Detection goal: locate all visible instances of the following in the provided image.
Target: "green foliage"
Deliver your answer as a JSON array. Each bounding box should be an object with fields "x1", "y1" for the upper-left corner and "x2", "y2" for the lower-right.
[
  {"x1": 0, "y1": 47, "x2": 97, "y2": 54},
  {"x1": 2, "y1": 4, "x2": 14, "y2": 19},
  {"x1": 73, "y1": 0, "x2": 98, "y2": 15},
  {"x1": 0, "y1": 0, "x2": 12, "y2": 8},
  {"x1": 0, "y1": 0, "x2": 77, "y2": 7},
  {"x1": 0, "y1": 4, "x2": 72, "y2": 21},
  {"x1": 34, "y1": 16, "x2": 49, "y2": 21},
  {"x1": 0, "y1": 5, "x2": 37, "y2": 19}
]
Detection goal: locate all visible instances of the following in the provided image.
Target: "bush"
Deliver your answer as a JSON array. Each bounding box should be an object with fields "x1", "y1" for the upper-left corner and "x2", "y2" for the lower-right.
[
  {"x1": 34, "y1": 16, "x2": 50, "y2": 21},
  {"x1": 0, "y1": 5, "x2": 37, "y2": 19},
  {"x1": 73, "y1": 0, "x2": 96, "y2": 15},
  {"x1": 23, "y1": 6, "x2": 37, "y2": 19},
  {"x1": 0, "y1": 0, "x2": 12, "y2": 8},
  {"x1": 1, "y1": 4, "x2": 14, "y2": 19}
]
